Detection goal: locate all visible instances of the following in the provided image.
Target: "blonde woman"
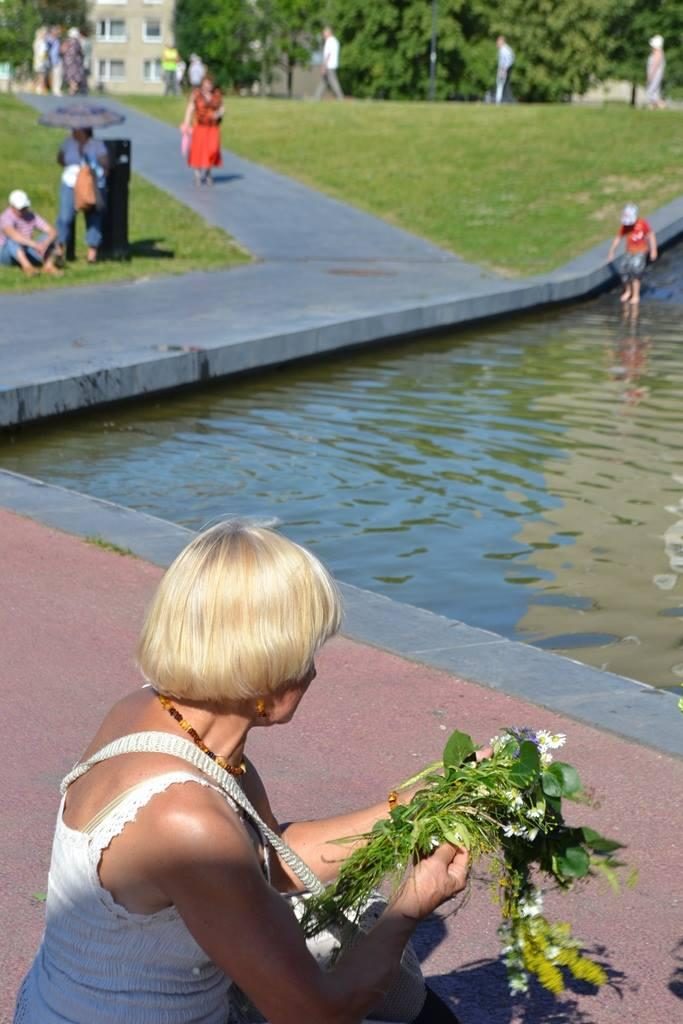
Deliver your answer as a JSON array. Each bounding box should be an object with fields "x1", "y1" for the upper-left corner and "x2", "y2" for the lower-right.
[{"x1": 14, "y1": 520, "x2": 469, "y2": 1024}]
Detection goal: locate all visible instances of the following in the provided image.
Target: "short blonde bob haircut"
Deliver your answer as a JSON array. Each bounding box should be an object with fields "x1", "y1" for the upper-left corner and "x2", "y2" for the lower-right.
[{"x1": 137, "y1": 520, "x2": 342, "y2": 702}]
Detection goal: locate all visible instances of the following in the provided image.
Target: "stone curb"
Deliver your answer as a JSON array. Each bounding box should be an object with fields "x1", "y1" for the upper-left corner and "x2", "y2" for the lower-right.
[{"x1": 2, "y1": 467, "x2": 680, "y2": 759}]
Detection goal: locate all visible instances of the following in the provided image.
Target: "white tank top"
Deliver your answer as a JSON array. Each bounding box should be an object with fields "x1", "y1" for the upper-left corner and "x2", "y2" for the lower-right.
[{"x1": 14, "y1": 771, "x2": 240, "y2": 1024}]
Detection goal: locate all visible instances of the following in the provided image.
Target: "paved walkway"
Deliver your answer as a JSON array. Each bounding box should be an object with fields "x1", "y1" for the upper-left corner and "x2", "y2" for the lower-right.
[
  {"x1": 3, "y1": 94, "x2": 682, "y2": 426},
  {"x1": 2, "y1": 502, "x2": 682, "y2": 1024}
]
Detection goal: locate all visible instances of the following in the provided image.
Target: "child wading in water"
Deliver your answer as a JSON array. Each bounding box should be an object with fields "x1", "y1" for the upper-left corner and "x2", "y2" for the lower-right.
[{"x1": 608, "y1": 203, "x2": 658, "y2": 306}]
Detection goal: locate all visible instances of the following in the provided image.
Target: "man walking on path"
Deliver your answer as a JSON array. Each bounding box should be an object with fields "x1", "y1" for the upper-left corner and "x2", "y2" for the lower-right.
[
  {"x1": 495, "y1": 35, "x2": 514, "y2": 103},
  {"x1": 162, "y1": 42, "x2": 180, "y2": 96},
  {"x1": 314, "y1": 26, "x2": 344, "y2": 100}
]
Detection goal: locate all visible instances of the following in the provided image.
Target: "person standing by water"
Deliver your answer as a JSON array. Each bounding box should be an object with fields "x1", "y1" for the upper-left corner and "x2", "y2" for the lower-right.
[
  {"x1": 314, "y1": 26, "x2": 344, "y2": 100},
  {"x1": 646, "y1": 34, "x2": 666, "y2": 109},
  {"x1": 182, "y1": 74, "x2": 224, "y2": 186},
  {"x1": 54, "y1": 128, "x2": 109, "y2": 265},
  {"x1": 495, "y1": 35, "x2": 515, "y2": 103},
  {"x1": 607, "y1": 202, "x2": 658, "y2": 307}
]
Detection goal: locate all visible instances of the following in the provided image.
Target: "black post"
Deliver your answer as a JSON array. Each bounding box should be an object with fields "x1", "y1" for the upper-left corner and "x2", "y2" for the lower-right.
[
  {"x1": 429, "y1": 0, "x2": 438, "y2": 101},
  {"x1": 101, "y1": 138, "x2": 131, "y2": 260}
]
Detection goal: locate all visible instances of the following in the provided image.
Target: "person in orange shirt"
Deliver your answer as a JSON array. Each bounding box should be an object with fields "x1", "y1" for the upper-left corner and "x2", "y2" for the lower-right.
[{"x1": 607, "y1": 202, "x2": 658, "y2": 306}]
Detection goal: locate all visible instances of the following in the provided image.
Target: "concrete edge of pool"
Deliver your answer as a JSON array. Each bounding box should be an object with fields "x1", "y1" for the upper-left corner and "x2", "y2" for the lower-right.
[
  {"x1": 2, "y1": 467, "x2": 680, "y2": 760},
  {"x1": 1, "y1": 197, "x2": 682, "y2": 429}
]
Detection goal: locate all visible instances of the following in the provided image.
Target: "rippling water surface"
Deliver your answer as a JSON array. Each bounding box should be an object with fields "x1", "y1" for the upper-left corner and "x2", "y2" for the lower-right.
[{"x1": 3, "y1": 248, "x2": 683, "y2": 688}]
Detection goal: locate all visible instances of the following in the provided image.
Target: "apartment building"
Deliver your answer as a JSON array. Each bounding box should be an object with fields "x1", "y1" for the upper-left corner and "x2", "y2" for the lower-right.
[{"x1": 91, "y1": 0, "x2": 175, "y2": 93}]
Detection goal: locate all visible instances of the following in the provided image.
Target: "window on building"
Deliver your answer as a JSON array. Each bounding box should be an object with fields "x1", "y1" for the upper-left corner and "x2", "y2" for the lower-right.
[
  {"x1": 96, "y1": 19, "x2": 127, "y2": 42},
  {"x1": 143, "y1": 59, "x2": 163, "y2": 83},
  {"x1": 98, "y1": 58, "x2": 126, "y2": 82},
  {"x1": 142, "y1": 19, "x2": 162, "y2": 42}
]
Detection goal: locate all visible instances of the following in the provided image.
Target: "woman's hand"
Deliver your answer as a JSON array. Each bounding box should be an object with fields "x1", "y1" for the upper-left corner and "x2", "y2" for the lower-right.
[{"x1": 391, "y1": 842, "x2": 469, "y2": 921}]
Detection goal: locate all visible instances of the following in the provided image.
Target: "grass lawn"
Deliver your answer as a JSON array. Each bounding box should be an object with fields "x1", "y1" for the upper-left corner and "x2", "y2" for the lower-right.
[
  {"x1": 0, "y1": 94, "x2": 247, "y2": 294},
  {"x1": 125, "y1": 95, "x2": 682, "y2": 275}
]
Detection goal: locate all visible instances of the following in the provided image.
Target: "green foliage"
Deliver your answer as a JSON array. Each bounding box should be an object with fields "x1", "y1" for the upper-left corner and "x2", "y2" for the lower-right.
[
  {"x1": 324, "y1": 0, "x2": 478, "y2": 100},
  {"x1": 256, "y1": 0, "x2": 319, "y2": 95},
  {"x1": 495, "y1": 0, "x2": 620, "y2": 101},
  {"x1": 0, "y1": 0, "x2": 40, "y2": 71},
  {"x1": 174, "y1": 0, "x2": 261, "y2": 88},
  {"x1": 609, "y1": 0, "x2": 683, "y2": 92},
  {"x1": 38, "y1": 0, "x2": 89, "y2": 27},
  {"x1": 303, "y1": 725, "x2": 627, "y2": 996},
  {"x1": 443, "y1": 729, "x2": 476, "y2": 767},
  {"x1": 171, "y1": 0, "x2": 680, "y2": 101}
]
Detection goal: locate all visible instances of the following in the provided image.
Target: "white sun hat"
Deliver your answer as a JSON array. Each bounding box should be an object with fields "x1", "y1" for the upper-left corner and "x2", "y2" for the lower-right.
[
  {"x1": 9, "y1": 189, "x2": 31, "y2": 210},
  {"x1": 649, "y1": 35, "x2": 664, "y2": 48},
  {"x1": 621, "y1": 203, "x2": 639, "y2": 225}
]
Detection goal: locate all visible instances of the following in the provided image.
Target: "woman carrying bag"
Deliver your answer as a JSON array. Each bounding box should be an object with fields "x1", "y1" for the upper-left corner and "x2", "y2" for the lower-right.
[
  {"x1": 55, "y1": 126, "x2": 109, "y2": 265},
  {"x1": 14, "y1": 520, "x2": 472, "y2": 1024}
]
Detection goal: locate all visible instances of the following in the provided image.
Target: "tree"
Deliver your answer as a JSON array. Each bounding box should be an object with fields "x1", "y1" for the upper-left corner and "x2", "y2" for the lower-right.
[
  {"x1": 608, "y1": 0, "x2": 683, "y2": 101},
  {"x1": 0, "y1": 0, "x2": 40, "y2": 77},
  {"x1": 38, "y1": 0, "x2": 88, "y2": 26},
  {"x1": 255, "y1": 0, "x2": 318, "y2": 97},
  {"x1": 323, "y1": 0, "x2": 479, "y2": 100},
  {"x1": 493, "y1": 0, "x2": 619, "y2": 102},
  {"x1": 175, "y1": 0, "x2": 261, "y2": 89}
]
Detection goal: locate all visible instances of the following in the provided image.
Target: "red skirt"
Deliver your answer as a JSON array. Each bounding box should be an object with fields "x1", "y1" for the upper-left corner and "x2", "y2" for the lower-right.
[{"x1": 188, "y1": 124, "x2": 222, "y2": 169}]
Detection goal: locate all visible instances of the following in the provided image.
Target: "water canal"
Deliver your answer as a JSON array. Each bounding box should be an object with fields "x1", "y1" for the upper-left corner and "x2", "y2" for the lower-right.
[{"x1": 3, "y1": 247, "x2": 682, "y2": 690}]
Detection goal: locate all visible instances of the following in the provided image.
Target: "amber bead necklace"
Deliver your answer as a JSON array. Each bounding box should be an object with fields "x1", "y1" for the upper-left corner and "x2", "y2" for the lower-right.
[{"x1": 156, "y1": 692, "x2": 247, "y2": 777}]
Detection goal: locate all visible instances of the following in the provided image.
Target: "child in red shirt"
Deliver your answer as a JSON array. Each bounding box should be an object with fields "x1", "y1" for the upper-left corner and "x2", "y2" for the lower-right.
[{"x1": 607, "y1": 202, "x2": 658, "y2": 306}]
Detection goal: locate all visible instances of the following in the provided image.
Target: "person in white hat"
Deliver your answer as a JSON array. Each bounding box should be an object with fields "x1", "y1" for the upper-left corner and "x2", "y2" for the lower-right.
[
  {"x1": 607, "y1": 202, "x2": 658, "y2": 306},
  {"x1": 646, "y1": 35, "x2": 665, "y2": 109},
  {"x1": 0, "y1": 189, "x2": 61, "y2": 277}
]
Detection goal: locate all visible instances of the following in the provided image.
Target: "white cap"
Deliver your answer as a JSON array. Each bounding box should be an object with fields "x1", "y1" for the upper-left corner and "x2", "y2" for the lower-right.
[
  {"x1": 9, "y1": 189, "x2": 30, "y2": 210},
  {"x1": 649, "y1": 35, "x2": 663, "y2": 48},
  {"x1": 621, "y1": 203, "x2": 639, "y2": 225},
  {"x1": 67, "y1": 27, "x2": 80, "y2": 38}
]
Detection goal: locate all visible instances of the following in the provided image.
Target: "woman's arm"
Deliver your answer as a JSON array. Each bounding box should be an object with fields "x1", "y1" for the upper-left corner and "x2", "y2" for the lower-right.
[
  {"x1": 150, "y1": 785, "x2": 468, "y2": 1024},
  {"x1": 243, "y1": 756, "x2": 422, "y2": 887}
]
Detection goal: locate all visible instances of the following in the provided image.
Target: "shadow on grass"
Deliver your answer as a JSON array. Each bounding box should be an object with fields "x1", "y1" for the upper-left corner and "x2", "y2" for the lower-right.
[{"x1": 126, "y1": 237, "x2": 175, "y2": 259}]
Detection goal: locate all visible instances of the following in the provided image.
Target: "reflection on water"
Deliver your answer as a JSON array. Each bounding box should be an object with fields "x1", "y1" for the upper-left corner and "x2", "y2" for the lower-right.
[{"x1": 2, "y1": 247, "x2": 682, "y2": 689}]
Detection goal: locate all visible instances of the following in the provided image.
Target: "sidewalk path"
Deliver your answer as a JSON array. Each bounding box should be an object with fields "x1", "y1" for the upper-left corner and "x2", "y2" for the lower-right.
[
  {"x1": 3, "y1": 94, "x2": 682, "y2": 427},
  {"x1": 2, "y1": 503, "x2": 681, "y2": 1024}
]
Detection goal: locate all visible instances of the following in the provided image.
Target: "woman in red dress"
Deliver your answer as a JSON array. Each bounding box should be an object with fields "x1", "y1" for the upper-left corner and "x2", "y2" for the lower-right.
[{"x1": 181, "y1": 74, "x2": 224, "y2": 186}]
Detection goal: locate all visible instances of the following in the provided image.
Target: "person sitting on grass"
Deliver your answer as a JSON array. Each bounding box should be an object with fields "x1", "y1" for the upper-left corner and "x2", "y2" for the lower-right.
[
  {"x1": 607, "y1": 202, "x2": 658, "y2": 306},
  {"x1": 0, "y1": 189, "x2": 61, "y2": 278}
]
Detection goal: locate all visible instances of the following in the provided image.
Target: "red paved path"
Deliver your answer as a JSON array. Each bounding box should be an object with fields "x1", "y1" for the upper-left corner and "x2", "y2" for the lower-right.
[{"x1": 2, "y1": 508, "x2": 681, "y2": 1024}]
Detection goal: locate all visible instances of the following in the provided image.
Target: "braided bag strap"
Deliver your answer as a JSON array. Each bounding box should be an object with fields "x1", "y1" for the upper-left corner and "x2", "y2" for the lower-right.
[{"x1": 61, "y1": 730, "x2": 325, "y2": 895}]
